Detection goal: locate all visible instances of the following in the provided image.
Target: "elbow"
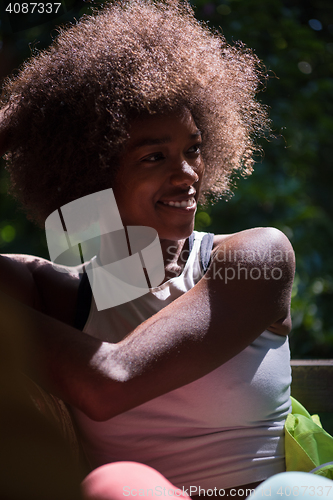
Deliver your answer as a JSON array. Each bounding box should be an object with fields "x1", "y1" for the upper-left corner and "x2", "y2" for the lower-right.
[
  {"x1": 77, "y1": 370, "x2": 134, "y2": 422},
  {"x1": 78, "y1": 388, "x2": 121, "y2": 422},
  {"x1": 265, "y1": 227, "x2": 295, "y2": 284},
  {"x1": 82, "y1": 405, "x2": 115, "y2": 422},
  {"x1": 245, "y1": 226, "x2": 296, "y2": 284},
  {"x1": 77, "y1": 345, "x2": 134, "y2": 421}
]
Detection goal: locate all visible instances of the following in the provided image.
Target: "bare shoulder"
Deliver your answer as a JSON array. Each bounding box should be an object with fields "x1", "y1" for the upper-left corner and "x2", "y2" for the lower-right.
[
  {"x1": 213, "y1": 227, "x2": 294, "y2": 269},
  {"x1": 211, "y1": 227, "x2": 295, "y2": 336},
  {"x1": 0, "y1": 253, "x2": 81, "y2": 324},
  {"x1": 213, "y1": 226, "x2": 294, "y2": 248}
]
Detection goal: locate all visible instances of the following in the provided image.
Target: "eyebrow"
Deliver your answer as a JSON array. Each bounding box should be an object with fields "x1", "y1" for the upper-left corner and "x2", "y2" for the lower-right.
[{"x1": 131, "y1": 131, "x2": 202, "y2": 150}]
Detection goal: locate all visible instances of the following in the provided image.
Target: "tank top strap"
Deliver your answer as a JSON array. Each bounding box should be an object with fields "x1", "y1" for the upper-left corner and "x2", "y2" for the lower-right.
[{"x1": 197, "y1": 232, "x2": 214, "y2": 273}]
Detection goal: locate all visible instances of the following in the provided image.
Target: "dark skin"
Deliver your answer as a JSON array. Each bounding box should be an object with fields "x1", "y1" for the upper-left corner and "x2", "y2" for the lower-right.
[{"x1": 0, "y1": 110, "x2": 295, "y2": 498}]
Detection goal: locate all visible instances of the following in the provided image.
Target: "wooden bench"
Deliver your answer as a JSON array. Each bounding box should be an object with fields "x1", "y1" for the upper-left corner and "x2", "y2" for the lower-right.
[{"x1": 290, "y1": 359, "x2": 333, "y2": 434}]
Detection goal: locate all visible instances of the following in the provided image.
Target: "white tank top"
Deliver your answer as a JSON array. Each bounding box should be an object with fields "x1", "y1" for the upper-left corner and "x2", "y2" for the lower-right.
[{"x1": 71, "y1": 231, "x2": 292, "y2": 489}]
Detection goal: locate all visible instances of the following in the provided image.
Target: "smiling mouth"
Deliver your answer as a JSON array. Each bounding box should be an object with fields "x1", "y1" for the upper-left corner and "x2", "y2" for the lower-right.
[{"x1": 160, "y1": 197, "x2": 196, "y2": 208}]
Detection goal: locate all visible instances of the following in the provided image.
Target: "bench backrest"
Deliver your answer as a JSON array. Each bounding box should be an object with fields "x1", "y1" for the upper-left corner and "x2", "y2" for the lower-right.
[{"x1": 291, "y1": 360, "x2": 333, "y2": 414}]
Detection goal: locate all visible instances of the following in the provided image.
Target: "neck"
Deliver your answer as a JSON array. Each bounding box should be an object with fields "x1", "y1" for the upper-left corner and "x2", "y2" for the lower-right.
[
  {"x1": 97, "y1": 230, "x2": 190, "y2": 284},
  {"x1": 160, "y1": 238, "x2": 188, "y2": 282}
]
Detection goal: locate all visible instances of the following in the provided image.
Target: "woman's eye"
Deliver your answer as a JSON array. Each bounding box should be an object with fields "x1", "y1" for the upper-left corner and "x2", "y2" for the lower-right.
[
  {"x1": 187, "y1": 144, "x2": 202, "y2": 155},
  {"x1": 142, "y1": 152, "x2": 164, "y2": 162}
]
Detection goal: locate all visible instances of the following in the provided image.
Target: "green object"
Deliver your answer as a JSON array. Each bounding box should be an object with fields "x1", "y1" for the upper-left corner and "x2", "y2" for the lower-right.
[{"x1": 285, "y1": 397, "x2": 333, "y2": 479}]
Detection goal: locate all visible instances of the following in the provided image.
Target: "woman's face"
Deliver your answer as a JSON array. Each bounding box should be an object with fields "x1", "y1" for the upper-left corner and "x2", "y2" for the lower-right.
[{"x1": 113, "y1": 109, "x2": 205, "y2": 241}]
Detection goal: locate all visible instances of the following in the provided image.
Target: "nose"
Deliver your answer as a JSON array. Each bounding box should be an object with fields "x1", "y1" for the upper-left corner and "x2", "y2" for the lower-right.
[{"x1": 170, "y1": 160, "x2": 200, "y2": 187}]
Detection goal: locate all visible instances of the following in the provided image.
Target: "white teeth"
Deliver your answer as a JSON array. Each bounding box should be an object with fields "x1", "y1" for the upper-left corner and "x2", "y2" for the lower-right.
[{"x1": 162, "y1": 197, "x2": 195, "y2": 208}]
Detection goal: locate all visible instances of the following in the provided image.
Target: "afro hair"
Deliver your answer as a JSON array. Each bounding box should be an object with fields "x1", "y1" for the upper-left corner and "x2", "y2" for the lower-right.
[{"x1": 1, "y1": 0, "x2": 270, "y2": 226}]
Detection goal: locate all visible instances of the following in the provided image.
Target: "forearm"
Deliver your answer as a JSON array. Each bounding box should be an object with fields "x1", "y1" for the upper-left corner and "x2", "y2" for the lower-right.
[{"x1": 0, "y1": 287, "x2": 213, "y2": 420}]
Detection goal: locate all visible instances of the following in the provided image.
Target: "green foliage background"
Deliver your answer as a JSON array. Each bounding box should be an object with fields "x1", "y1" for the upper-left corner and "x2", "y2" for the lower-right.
[{"x1": 0, "y1": 0, "x2": 332, "y2": 358}]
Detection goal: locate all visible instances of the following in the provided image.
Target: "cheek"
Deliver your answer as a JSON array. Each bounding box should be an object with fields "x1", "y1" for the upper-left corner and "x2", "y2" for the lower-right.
[
  {"x1": 115, "y1": 186, "x2": 155, "y2": 215},
  {"x1": 130, "y1": 179, "x2": 160, "y2": 200},
  {"x1": 113, "y1": 167, "x2": 161, "y2": 207}
]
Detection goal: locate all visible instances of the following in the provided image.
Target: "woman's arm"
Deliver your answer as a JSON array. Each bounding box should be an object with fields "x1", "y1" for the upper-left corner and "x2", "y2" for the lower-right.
[{"x1": 0, "y1": 227, "x2": 295, "y2": 421}]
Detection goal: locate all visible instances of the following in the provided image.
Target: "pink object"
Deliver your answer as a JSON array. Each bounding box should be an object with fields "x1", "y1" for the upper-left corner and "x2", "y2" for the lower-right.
[{"x1": 82, "y1": 461, "x2": 190, "y2": 500}]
